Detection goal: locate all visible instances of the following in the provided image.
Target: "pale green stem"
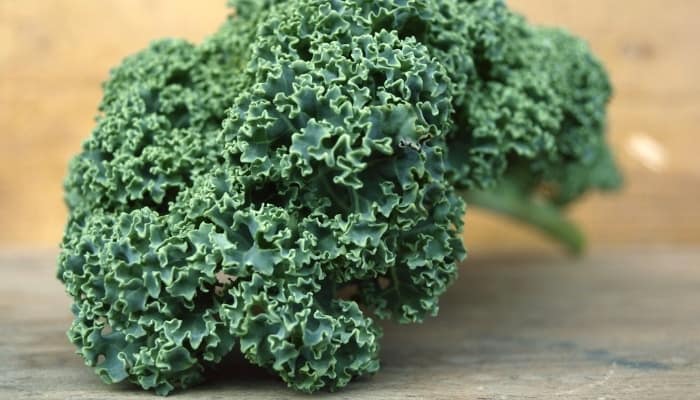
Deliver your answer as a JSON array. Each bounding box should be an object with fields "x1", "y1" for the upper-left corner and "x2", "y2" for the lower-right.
[{"x1": 458, "y1": 187, "x2": 585, "y2": 255}]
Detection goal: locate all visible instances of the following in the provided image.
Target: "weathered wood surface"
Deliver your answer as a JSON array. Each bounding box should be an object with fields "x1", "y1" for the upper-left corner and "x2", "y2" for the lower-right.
[
  {"x1": 1, "y1": 0, "x2": 700, "y2": 249},
  {"x1": 1, "y1": 249, "x2": 698, "y2": 399}
]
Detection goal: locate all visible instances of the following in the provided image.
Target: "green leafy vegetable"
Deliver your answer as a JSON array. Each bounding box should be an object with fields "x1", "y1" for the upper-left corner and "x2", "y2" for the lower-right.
[{"x1": 58, "y1": 0, "x2": 620, "y2": 395}]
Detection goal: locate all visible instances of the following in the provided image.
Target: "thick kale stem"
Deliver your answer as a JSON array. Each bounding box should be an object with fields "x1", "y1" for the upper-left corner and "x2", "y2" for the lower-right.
[{"x1": 458, "y1": 186, "x2": 585, "y2": 255}]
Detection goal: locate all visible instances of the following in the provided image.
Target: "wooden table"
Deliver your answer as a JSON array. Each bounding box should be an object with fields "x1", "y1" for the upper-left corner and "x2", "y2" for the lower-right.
[{"x1": 1, "y1": 249, "x2": 698, "y2": 399}]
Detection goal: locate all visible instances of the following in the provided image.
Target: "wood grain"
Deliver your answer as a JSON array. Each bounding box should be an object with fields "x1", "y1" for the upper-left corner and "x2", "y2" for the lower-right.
[
  {"x1": 2, "y1": 249, "x2": 699, "y2": 399},
  {"x1": 1, "y1": 1, "x2": 699, "y2": 249}
]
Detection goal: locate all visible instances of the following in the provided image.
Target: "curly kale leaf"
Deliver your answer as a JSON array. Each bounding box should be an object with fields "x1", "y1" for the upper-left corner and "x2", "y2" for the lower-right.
[{"x1": 59, "y1": 0, "x2": 620, "y2": 395}]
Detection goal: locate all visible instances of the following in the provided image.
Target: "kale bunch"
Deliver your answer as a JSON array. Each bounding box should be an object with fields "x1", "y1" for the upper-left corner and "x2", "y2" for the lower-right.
[{"x1": 58, "y1": 0, "x2": 620, "y2": 395}]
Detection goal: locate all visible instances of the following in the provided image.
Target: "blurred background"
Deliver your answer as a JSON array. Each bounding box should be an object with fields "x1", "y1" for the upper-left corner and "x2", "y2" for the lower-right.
[{"x1": 1, "y1": 0, "x2": 698, "y2": 252}]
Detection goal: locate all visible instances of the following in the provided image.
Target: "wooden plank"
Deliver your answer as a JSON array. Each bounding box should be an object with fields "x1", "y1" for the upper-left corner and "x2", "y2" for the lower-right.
[
  {"x1": 1, "y1": 0, "x2": 699, "y2": 248},
  {"x1": 1, "y1": 249, "x2": 699, "y2": 399}
]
